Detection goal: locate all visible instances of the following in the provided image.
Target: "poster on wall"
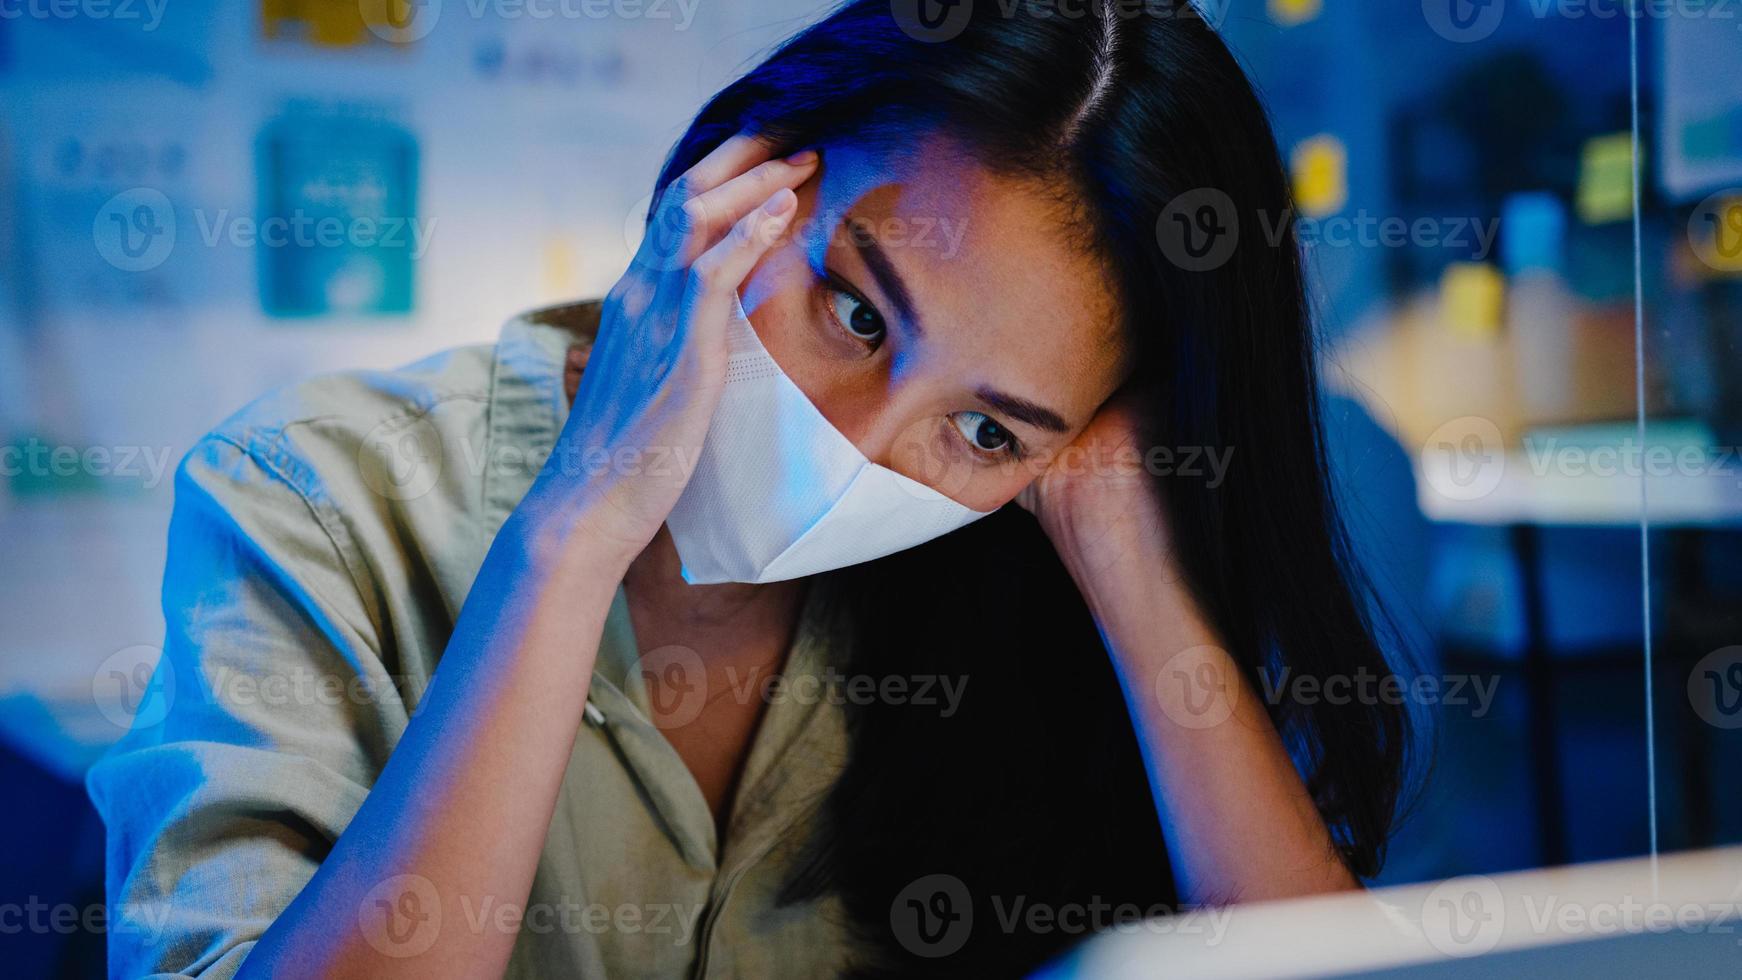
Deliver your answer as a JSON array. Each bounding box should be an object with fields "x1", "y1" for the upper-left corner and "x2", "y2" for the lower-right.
[
  {"x1": 19, "y1": 97, "x2": 210, "y2": 317},
  {"x1": 1659, "y1": 16, "x2": 1742, "y2": 201},
  {"x1": 255, "y1": 103, "x2": 420, "y2": 318}
]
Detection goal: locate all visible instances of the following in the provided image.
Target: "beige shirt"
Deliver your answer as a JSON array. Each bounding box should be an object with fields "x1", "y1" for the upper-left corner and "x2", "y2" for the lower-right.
[{"x1": 86, "y1": 301, "x2": 857, "y2": 978}]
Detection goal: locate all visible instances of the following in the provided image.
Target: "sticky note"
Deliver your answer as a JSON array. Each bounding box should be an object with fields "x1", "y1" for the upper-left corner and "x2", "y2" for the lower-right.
[
  {"x1": 1291, "y1": 134, "x2": 1347, "y2": 218},
  {"x1": 256, "y1": 110, "x2": 419, "y2": 317},
  {"x1": 1500, "y1": 192, "x2": 1567, "y2": 276},
  {"x1": 541, "y1": 237, "x2": 582, "y2": 302},
  {"x1": 1440, "y1": 262, "x2": 1506, "y2": 338},
  {"x1": 1576, "y1": 133, "x2": 1636, "y2": 225}
]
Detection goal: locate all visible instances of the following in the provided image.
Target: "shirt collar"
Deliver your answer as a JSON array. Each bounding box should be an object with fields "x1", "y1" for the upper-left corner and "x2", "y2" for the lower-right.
[{"x1": 481, "y1": 299, "x2": 602, "y2": 538}]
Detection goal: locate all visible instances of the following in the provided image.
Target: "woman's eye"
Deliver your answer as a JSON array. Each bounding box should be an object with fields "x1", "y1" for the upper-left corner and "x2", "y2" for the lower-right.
[
  {"x1": 950, "y1": 411, "x2": 1015, "y2": 455},
  {"x1": 827, "y1": 286, "x2": 886, "y2": 343}
]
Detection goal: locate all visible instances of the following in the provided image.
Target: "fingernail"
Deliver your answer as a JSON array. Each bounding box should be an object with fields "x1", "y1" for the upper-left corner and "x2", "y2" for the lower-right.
[
  {"x1": 785, "y1": 149, "x2": 818, "y2": 166},
  {"x1": 764, "y1": 189, "x2": 796, "y2": 217}
]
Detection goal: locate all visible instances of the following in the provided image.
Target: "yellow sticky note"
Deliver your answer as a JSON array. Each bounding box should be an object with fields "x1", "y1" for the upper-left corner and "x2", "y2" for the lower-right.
[
  {"x1": 540, "y1": 237, "x2": 582, "y2": 302},
  {"x1": 1576, "y1": 134, "x2": 1636, "y2": 225},
  {"x1": 1270, "y1": 0, "x2": 1323, "y2": 25},
  {"x1": 1291, "y1": 134, "x2": 1347, "y2": 218},
  {"x1": 1440, "y1": 262, "x2": 1506, "y2": 339},
  {"x1": 261, "y1": 0, "x2": 366, "y2": 47}
]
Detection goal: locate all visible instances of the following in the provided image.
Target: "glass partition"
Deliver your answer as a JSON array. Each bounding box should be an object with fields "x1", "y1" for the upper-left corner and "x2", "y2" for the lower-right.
[
  {"x1": 1640, "y1": 10, "x2": 1742, "y2": 858},
  {"x1": 1221, "y1": 2, "x2": 1653, "y2": 882}
]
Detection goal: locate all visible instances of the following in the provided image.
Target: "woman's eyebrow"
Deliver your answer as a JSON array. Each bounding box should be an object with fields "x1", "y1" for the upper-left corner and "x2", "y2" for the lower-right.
[
  {"x1": 847, "y1": 220, "x2": 921, "y2": 335},
  {"x1": 975, "y1": 387, "x2": 1070, "y2": 434},
  {"x1": 844, "y1": 219, "x2": 1070, "y2": 435}
]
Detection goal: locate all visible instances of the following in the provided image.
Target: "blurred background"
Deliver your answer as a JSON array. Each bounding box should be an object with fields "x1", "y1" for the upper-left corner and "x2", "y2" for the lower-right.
[{"x1": 1, "y1": 1, "x2": 1738, "y2": 975}]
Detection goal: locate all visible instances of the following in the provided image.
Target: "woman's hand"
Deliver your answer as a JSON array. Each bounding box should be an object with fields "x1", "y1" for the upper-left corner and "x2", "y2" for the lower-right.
[
  {"x1": 516, "y1": 134, "x2": 818, "y2": 572},
  {"x1": 1018, "y1": 389, "x2": 1360, "y2": 904},
  {"x1": 1015, "y1": 387, "x2": 1186, "y2": 608}
]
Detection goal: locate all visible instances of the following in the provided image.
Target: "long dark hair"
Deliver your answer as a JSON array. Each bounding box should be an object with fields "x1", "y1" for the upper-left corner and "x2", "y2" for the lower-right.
[{"x1": 652, "y1": 2, "x2": 1413, "y2": 974}]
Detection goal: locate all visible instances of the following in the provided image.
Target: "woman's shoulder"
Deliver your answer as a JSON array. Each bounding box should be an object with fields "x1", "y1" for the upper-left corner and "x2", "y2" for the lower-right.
[
  {"x1": 184, "y1": 299, "x2": 602, "y2": 527},
  {"x1": 193, "y1": 341, "x2": 500, "y2": 503}
]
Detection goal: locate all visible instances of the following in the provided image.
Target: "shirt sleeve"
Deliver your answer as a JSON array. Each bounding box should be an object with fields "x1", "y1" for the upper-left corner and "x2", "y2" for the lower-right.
[{"x1": 87, "y1": 433, "x2": 410, "y2": 979}]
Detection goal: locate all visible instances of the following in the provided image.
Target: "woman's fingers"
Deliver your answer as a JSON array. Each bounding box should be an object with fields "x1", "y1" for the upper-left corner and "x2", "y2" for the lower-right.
[
  {"x1": 638, "y1": 136, "x2": 803, "y2": 273},
  {"x1": 682, "y1": 187, "x2": 797, "y2": 343},
  {"x1": 677, "y1": 151, "x2": 817, "y2": 252},
  {"x1": 678, "y1": 132, "x2": 777, "y2": 198}
]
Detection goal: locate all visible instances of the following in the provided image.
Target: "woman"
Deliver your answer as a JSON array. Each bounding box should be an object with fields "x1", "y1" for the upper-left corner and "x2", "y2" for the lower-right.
[{"x1": 90, "y1": 2, "x2": 1411, "y2": 977}]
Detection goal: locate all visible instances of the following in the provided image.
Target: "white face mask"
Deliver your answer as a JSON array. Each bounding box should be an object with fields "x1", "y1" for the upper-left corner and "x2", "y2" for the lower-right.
[{"x1": 664, "y1": 292, "x2": 995, "y2": 585}]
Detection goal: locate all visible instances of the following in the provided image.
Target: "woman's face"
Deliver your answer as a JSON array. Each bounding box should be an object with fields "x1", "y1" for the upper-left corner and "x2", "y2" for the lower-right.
[{"x1": 740, "y1": 132, "x2": 1130, "y2": 512}]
